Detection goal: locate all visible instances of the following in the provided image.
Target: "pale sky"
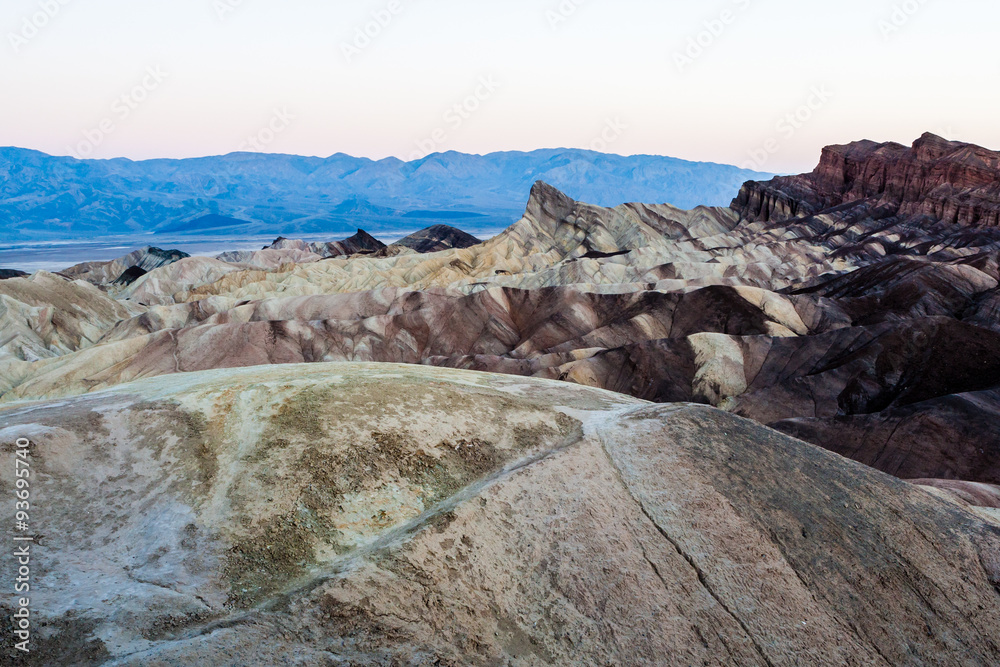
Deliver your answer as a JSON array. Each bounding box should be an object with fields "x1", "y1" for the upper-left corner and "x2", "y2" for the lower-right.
[{"x1": 2, "y1": 0, "x2": 998, "y2": 173}]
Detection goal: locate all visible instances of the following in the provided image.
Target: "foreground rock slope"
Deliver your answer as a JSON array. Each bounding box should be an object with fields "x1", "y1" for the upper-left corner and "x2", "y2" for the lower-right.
[{"x1": 3, "y1": 364, "x2": 1000, "y2": 665}]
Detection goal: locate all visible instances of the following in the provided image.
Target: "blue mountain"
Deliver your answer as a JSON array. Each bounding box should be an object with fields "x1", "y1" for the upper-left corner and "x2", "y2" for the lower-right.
[{"x1": 0, "y1": 147, "x2": 773, "y2": 241}]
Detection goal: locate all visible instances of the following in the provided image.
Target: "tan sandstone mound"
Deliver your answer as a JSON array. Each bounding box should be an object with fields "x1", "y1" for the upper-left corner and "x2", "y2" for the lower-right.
[
  {"x1": 213, "y1": 247, "x2": 324, "y2": 270},
  {"x1": 0, "y1": 271, "x2": 143, "y2": 361},
  {"x1": 2, "y1": 364, "x2": 1000, "y2": 665}
]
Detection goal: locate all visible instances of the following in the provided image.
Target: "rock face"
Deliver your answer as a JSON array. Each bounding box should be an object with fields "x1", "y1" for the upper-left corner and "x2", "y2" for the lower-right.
[
  {"x1": 0, "y1": 269, "x2": 27, "y2": 280},
  {"x1": 391, "y1": 224, "x2": 482, "y2": 253},
  {"x1": 913, "y1": 479, "x2": 1000, "y2": 509},
  {"x1": 733, "y1": 133, "x2": 1000, "y2": 228},
  {"x1": 213, "y1": 247, "x2": 325, "y2": 270},
  {"x1": 3, "y1": 364, "x2": 1000, "y2": 665}
]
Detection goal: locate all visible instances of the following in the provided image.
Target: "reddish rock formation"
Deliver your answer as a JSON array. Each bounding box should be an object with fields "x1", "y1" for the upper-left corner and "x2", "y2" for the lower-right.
[{"x1": 734, "y1": 133, "x2": 1000, "y2": 228}]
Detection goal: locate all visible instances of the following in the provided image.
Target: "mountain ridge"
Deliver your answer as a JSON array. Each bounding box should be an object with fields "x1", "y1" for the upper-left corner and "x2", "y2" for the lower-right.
[{"x1": 0, "y1": 146, "x2": 773, "y2": 241}]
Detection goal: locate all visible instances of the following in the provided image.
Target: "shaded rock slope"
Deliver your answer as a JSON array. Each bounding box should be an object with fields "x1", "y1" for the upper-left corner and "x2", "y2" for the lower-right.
[
  {"x1": 4, "y1": 364, "x2": 1000, "y2": 665},
  {"x1": 265, "y1": 229, "x2": 388, "y2": 259},
  {"x1": 0, "y1": 271, "x2": 143, "y2": 362}
]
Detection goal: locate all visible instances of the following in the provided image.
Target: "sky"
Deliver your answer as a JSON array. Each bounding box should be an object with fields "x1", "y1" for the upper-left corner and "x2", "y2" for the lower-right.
[{"x1": 2, "y1": 0, "x2": 998, "y2": 173}]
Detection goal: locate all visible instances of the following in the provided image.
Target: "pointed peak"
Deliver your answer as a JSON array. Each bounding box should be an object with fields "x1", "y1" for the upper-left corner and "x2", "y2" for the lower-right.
[
  {"x1": 526, "y1": 181, "x2": 576, "y2": 216},
  {"x1": 351, "y1": 229, "x2": 382, "y2": 243},
  {"x1": 529, "y1": 180, "x2": 570, "y2": 199}
]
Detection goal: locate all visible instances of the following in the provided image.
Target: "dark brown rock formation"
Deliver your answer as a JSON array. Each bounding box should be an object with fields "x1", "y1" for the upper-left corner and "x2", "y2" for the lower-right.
[
  {"x1": 734, "y1": 133, "x2": 1000, "y2": 228},
  {"x1": 111, "y1": 264, "x2": 147, "y2": 286},
  {"x1": 391, "y1": 224, "x2": 483, "y2": 253}
]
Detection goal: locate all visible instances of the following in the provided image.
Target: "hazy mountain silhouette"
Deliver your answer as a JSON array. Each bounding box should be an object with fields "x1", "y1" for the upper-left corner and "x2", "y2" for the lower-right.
[{"x1": 0, "y1": 147, "x2": 772, "y2": 240}]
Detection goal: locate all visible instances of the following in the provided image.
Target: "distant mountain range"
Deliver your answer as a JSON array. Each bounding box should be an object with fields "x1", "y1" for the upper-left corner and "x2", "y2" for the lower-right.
[{"x1": 0, "y1": 147, "x2": 772, "y2": 242}]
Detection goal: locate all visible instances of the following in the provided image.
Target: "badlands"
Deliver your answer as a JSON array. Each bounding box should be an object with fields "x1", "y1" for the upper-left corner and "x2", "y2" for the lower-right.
[{"x1": 3, "y1": 134, "x2": 1000, "y2": 664}]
